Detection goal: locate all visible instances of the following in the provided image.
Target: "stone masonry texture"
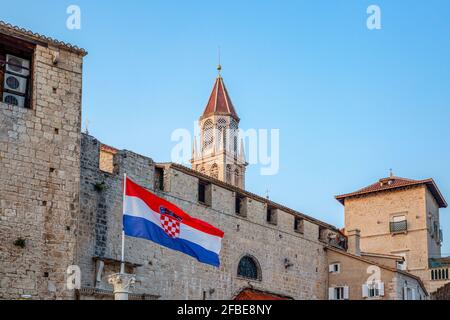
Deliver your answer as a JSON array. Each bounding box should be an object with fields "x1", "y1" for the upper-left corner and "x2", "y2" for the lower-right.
[{"x1": 0, "y1": 43, "x2": 84, "y2": 299}]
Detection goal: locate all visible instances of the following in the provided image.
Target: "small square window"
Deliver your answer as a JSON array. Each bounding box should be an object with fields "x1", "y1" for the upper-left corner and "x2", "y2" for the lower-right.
[
  {"x1": 266, "y1": 206, "x2": 277, "y2": 225},
  {"x1": 198, "y1": 181, "x2": 212, "y2": 206},
  {"x1": 294, "y1": 217, "x2": 304, "y2": 233}
]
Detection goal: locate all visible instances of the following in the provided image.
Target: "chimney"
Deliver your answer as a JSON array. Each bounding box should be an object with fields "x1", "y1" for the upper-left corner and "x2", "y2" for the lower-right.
[{"x1": 347, "y1": 229, "x2": 361, "y2": 256}]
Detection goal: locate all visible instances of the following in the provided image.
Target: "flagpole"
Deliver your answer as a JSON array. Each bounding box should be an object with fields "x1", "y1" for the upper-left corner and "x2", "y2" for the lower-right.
[
  {"x1": 120, "y1": 173, "x2": 127, "y2": 274},
  {"x1": 108, "y1": 172, "x2": 135, "y2": 300}
]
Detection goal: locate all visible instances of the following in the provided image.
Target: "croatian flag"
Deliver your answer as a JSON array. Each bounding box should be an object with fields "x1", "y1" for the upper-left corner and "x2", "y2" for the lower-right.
[{"x1": 122, "y1": 176, "x2": 224, "y2": 267}]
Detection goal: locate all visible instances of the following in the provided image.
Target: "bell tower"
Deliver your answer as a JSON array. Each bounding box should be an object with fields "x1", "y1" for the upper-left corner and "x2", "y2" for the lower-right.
[{"x1": 191, "y1": 65, "x2": 247, "y2": 188}]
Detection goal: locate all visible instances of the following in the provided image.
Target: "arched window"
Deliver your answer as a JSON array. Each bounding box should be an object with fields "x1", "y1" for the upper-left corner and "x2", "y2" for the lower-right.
[
  {"x1": 202, "y1": 120, "x2": 214, "y2": 152},
  {"x1": 237, "y1": 255, "x2": 260, "y2": 280},
  {"x1": 210, "y1": 163, "x2": 219, "y2": 179},
  {"x1": 230, "y1": 120, "x2": 238, "y2": 153},
  {"x1": 217, "y1": 118, "x2": 227, "y2": 150},
  {"x1": 226, "y1": 165, "x2": 232, "y2": 183}
]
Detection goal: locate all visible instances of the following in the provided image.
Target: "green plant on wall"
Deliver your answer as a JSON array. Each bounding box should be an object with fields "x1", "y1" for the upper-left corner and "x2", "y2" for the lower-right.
[{"x1": 94, "y1": 182, "x2": 107, "y2": 192}]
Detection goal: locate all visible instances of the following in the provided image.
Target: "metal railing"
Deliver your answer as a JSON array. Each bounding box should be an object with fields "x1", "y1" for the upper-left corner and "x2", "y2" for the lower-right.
[{"x1": 390, "y1": 220, "x2": 407, "y2": 233}]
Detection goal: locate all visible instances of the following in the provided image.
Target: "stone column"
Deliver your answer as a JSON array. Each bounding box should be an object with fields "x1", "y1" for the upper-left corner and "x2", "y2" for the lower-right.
[{"x1": 108, "y1": 273, "x2": 136, "y2": 300}]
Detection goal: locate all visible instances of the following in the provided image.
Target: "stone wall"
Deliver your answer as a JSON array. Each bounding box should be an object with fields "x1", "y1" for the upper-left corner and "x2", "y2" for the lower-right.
[
  {"x1": 327, "y1": 249, "x2": 426, "y2": 300},
  {"x1": 77, "y1": 134, "x2": 334, "y2": 300},
  {"x1": 0, "y1": 43, "x2": 84, "y2": 299},
  {"x1": 343, "y1": 186, "x2": 435, "y2": 291}
]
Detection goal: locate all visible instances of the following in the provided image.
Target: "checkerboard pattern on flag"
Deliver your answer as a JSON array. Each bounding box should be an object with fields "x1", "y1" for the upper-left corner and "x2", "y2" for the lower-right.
[
  {"x1": 160, "y1": 214, "x2": 180, "y2": 238},
  {"x1": 122, "y1": 177, "x2": 224, "y2": 267}
]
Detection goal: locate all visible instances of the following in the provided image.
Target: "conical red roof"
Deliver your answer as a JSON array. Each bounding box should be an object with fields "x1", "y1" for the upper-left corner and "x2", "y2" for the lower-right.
[{"x1": 202, "y1": 75, "x2": 239, "y2": 120}]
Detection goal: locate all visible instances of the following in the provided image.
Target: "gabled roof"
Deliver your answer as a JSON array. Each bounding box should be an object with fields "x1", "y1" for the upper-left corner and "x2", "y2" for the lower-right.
[
  {"x1": 335, "y1": 176, "x2": 447, "y2": 208},
  {"x1": 201, "y1": 75, "x2": 239, "y2": 121},
  {"x1": 0, "y1": 20, "x2": 87, "y2": 56}
]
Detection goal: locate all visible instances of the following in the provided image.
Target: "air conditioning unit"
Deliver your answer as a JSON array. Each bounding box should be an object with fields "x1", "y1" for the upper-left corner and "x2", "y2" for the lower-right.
[
  {"x1": 4, "y1": 73, "x2": 28, "y2": 94},
  {"x1": 3, "y1": 92, "x2": 25, "y2": 108},
  {"x1": 5, "y1": 54, "x2": 30, "y2": 77}
]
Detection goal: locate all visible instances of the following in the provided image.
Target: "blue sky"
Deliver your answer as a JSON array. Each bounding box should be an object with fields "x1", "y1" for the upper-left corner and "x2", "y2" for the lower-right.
[{"x1": 2, "y1": 0, "x2": 450, "y2": 254}]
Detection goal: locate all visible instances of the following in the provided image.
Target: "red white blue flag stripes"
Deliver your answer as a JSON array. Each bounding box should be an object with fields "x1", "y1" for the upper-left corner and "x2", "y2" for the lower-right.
[{"x1": 122, "y1": 177, "x2": 224, "y2": 267}]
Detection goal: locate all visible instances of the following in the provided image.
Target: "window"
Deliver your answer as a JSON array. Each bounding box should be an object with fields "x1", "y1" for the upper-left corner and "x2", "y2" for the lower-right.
[
  {"x1": 390, "y1": 215, "x2": 407, "y2": 233},
  {"x1": 432, "y1": 222, "x2": 441, "y2": 241},
  {"x1": 237, "y1": 256, "x2": 260, "y2": 280},
  {"x1": 198, "y1": 181, "x2": 211, "y2": 206},
  {"x1": 362, "y1": 281, "x2": 384, "y2": 298},
  {"x1": 266, "y1": 206, "x2": 277, "y2": 225},
  {"x1": 0, "y1": 34, "x2": 34, "y2": 109},
  {"x1": 217, "y1": 118, "x2": 227, "y2": 150},
  {"x1": 154, "y1": 167, "x2": 164, "y2": 191},
  {"x1": 431, "y1": 268, "x2": 449, "y2": 281},
  {"x1": 329, "y1": 263, "x2": 340, "y2": 274},
  {"x1": 226, "y1": 165, "x2": 232, "y2": 183},
  {"x1": 329, "y1": 286, "x2": 348, "y2": 300},
  {"x1": 210, "y1": 163, "x2": 218, "y2": 179},
  {"x1": 202, "y1": 120, "x2": 214, "y2": 152},
  {"x1": 403, "y1": 287, "x2": 415, "y2": 300},
  {"x1": 397, "y1": 260, "x2": 406, "y2": 271},
  {"x1": 235, "y1": 193, "x2": 247, "y2": 217},
  {"x1": 294, "y1": 217, "x2": 304, "y2": 233}
]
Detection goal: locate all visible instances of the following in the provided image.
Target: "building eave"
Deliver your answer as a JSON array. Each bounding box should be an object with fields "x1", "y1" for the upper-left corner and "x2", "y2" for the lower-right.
[{"x1": 0, "y1": 20, "x2": 88, "y2": 56}]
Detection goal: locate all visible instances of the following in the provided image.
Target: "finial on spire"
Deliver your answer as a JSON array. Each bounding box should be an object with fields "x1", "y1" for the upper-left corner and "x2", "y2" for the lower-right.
[{"x1": 217, "y1": 46, "x2": 222, "y2": 76}]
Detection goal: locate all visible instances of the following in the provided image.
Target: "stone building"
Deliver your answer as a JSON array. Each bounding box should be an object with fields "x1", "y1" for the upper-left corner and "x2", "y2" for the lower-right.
[
  {"x1": 0, "y1": 22, "x2": 446, "y2": 300},
  {"x1": 327, "y1": 230, "x2": 427, "y2": 300},
  {"x1": 335, "y1": 174, "x2": 449, "y2": 293},
  {"x1": 0, "y1": 21, "x2": 86, "y2": 299}
]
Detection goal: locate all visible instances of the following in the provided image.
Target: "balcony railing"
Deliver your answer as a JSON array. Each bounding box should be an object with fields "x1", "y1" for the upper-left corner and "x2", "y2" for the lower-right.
[{"x1": 390, "y1": 220, "x2": 407, "y2": 233}]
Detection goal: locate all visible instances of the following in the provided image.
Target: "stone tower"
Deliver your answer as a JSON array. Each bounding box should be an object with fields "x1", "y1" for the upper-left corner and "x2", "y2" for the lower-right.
[
  {"x1": 191, "y1": 66, "x2": 247, "y2": 188},
  {"x1": 0, "y1": 23, "x2": 86, "y2": 299},
  {"x1": 335, "y1": 174, "x2": 448, "y2": 293}
]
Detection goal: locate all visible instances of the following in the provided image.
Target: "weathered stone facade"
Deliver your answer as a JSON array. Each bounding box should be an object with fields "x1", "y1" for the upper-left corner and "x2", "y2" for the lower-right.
[
  {"x1": 327, "y1": 241, "x2": 427, "y2": 300},
  {"x1": 337, "y1": 177, "x2": 448, "y2": 294},
  {"x1": 77, "y1": 134, "x2": 341, "y2": 300},
  {"x1": 1, "y1": 23, "x2": 446, "y2": 300},
  {"x1": 0, "y1": 24, "x2": 86, "y2": 299}
]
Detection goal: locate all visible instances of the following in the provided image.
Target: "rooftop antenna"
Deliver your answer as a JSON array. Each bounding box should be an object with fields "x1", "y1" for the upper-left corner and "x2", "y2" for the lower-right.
[
  {"x1": 389, "y1": 168, "x2": 394, "y2": 177},
  {"x1": 265, "y1": 188, "x2": 270, "y2": 200}
]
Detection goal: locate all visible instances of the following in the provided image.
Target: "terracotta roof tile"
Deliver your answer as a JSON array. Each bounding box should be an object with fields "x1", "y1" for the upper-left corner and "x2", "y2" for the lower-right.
[
  {"x1": 335, "y1": 176, "x2": 447, "y2": 208},
  {"x1": 0, "y1": 20, "x2": 87, "y2": 56},
  {"x1": 234, "y1": 288, "x2": 292, "y2": 300},
  {"x1": 202, "y1": 75, "x2": 239, "y2": 120}
]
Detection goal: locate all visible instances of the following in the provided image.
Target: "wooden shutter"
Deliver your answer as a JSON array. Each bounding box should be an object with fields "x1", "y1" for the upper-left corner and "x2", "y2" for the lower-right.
[
  {"x1": 343, "y1": 286, "x2": 349, "y2": 300},
  {"x1": 378, "y1": 282, "x2": 385, "y2": 296},
  {"x1": 328, "y1": 287, "x2": 335, "y2": 300},
  {"x1": 362, "y1": 284, "x2": 369, "y2": 298}
]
